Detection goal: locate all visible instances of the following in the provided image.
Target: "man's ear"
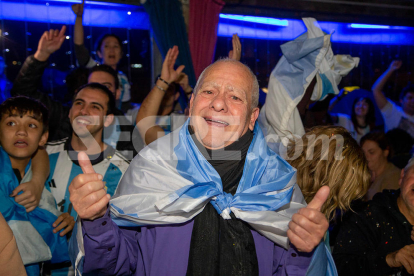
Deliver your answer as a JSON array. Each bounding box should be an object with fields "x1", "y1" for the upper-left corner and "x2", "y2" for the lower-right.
[
  {"x1": 97, "y1": 50, "x2": 103, "y2": 59},
  {"x1": 104, "y1": 114, "x2": 114, "y2": 127},
  {"x1": 248, "y1": 107, "x2": 260, "y2": 131},
  {"x1": 399, "y1": 169, "x2": 405, "y2": 187},
  {"x1": 38, "y1": 131, "x2": 49, "y2": 147},
  {"x1": 188, "y1": 94, "x2": 194, "y2": 116},
  {"x1": 115, "y1": 88, "x2": 121, "y2": 100}
]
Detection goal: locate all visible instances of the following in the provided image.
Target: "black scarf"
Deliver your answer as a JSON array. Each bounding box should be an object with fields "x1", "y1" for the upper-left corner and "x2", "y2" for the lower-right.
[{"x1": 186, "y1": 127, "x2": 259, "y2": 276}]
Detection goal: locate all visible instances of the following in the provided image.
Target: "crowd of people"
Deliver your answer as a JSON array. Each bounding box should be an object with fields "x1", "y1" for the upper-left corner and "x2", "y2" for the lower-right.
[{"x1": 1, "y1": 4, "x2": 414, "y2": 276}]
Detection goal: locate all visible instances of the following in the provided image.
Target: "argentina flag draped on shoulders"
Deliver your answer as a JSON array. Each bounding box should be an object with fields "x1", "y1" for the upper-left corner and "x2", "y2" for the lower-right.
[{"x1": 71, "y1": 119, "x2": 336, "y2": 275}]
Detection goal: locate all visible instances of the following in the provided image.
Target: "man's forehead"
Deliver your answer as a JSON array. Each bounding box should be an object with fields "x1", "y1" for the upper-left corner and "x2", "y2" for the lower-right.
[
  {"x1": 75, "y1": 88, "x2": 108, "y2": 103},
  {"x1": 89, "y1": 71, "x2": 115, "y2": 83},
  {"x1": 200, "y1": 80, "x2": 248, "y2": 94}
]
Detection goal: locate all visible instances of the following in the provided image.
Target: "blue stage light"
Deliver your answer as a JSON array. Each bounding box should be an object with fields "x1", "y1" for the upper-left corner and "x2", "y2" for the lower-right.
[
  {"x1": 219, "y1": 14, "x2": 288, "y2": 27},
  {"x1": 218, "y1": 15, "x2": 414, "y2": 45},
  {"x1": 349, "y1": 24, "x2": 390, "y2": 29}
]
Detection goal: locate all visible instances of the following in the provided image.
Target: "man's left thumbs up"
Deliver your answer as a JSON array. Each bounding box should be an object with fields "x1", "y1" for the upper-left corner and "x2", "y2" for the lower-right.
[{"x1": 287, "y1": 186, "x2": 330, "y2": 252}]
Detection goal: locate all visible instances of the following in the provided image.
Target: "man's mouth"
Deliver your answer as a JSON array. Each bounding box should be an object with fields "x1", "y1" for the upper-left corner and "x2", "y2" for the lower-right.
[
  {"x1": 204, "y1": 117, "x2": 229, "y2": 127},
  {"x1": 76, "y1": 117, "x2": 92, "y2": 126},
  {"x1": 14, "y1": 140, "x2": 28, "y2": 148}
]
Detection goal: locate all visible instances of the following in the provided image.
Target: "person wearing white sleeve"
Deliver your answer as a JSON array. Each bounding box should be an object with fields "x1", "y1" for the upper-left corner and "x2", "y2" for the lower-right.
[
  {"x1": 72, "y1": 0, "x2": 132, "y2": 113},
  {"x1": 372, "y1": 60, "x2": 414, "y2": 138}
]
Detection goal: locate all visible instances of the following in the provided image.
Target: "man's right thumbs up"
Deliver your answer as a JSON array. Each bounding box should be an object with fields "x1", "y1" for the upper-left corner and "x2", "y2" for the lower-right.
[{"x1": 69, "y1": 152, "x2": 110, "y2": 220}]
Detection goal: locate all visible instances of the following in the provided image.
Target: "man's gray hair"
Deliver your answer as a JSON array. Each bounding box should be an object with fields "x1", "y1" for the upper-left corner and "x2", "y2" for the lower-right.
[
  {"x1": 405, "y1": 156, "x2": 414, "y2": 171},
  {"x1": 193, "y1": 58, "x2": 259, "y2": 109}
]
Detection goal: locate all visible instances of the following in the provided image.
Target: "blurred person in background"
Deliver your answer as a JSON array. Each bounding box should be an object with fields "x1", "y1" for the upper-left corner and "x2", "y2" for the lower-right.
[{"x1": 361, "y1": 131, "x2": 401, "y2": 200}]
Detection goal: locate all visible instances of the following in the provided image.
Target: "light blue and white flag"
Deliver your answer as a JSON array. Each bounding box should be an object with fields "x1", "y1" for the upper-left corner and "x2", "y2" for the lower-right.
[
  {"x1": 72, "y1": 119, "x2": 336, "y2": 275},
  {"x1": 259, "y1": 17, "x2": 360, "y2": 141},
  {"x1": 0, "y1": 147, "x2": 70, "y2": 276}
]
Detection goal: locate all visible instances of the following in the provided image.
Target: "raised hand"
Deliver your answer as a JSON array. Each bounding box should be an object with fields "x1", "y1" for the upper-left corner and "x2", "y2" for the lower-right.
[
  {"x1": 287, "y1": 186, "x2": 330, "y2": 252},
  {"x1": 160, "y1": 46, "x2": 185, "y2": 85},
  {"x1": 228, "y1": 33, "x2": 241, "y2": 61},
  {"x1": 386, "y1": 244, "x2": 414, "y2": 274},
  {"x1": 72, "y1": 0, "x2": 85, "y2": 17},
  {"x1": 68, "y1": 152, "x2": 110, "y2": 220},
  {"x1": 389, "y1": 60, "x2": 402, "y2": 72},
  {"x1": 34, "y1": 25, "x2": 67, "y2": 62},
  {"x1": 52, "y1": 212, "x2": 75, "y2": 237}
]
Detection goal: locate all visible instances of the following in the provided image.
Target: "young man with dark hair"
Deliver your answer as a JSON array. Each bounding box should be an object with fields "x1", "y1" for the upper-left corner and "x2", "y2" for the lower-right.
[{"x1": 46, "y1": 83, "x2": 129, "y2": 219}]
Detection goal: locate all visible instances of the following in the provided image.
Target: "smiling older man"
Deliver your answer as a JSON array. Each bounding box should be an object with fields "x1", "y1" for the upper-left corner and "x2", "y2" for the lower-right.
[{"x1": 68, "y1": 58, "x2": 332, "y2": 276}]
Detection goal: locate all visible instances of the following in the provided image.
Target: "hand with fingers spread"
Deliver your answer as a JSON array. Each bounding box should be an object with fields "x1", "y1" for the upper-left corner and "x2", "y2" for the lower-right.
[
  {"x1": 10, "y1": 181, "x2": 43, "y2": 212},
  {"x1": 69, "y1": 152, "x2": 110, "y2": 221},
  {"x1": 34, "y1": 25, "x2": 67, "y2": 62},
  {"x1": 386, "y1": 244, "x2": 414, "y2": 274},
  {"x1": 228, "y1": 33, "x2": 241, "y2": 61},
  {"x1": 53, "y1": 212, "x2": 75, "y2": 236},
  {"x1": 287, "y1": 186, "x2": 330, "y2": 252},
  {"x1": 71, "y1": 0, "x2": 85, "y2": 17},
  {"x1": 161, "y1": 46, "x2": 185, "y2": 85}
]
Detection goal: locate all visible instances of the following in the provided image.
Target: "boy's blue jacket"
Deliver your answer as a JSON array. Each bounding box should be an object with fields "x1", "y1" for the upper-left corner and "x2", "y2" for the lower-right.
[{"x1": 0, "y1": 147, "x2": 69, "y2": 274}]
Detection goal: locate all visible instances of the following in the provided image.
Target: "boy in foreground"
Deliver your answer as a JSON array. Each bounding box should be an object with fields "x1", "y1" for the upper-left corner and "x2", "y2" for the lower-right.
[{"x1": 0, "y1": 96, "x2": 73, "y2": 275}]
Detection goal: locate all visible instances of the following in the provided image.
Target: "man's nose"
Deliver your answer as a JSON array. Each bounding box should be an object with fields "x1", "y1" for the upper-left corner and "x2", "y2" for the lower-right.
[
  {"x1": 210, "y1": 94, "x2": 228, "y2": 112},
  {"x1": 80, "y1": 106, "x2": 90, "y2": 115}
]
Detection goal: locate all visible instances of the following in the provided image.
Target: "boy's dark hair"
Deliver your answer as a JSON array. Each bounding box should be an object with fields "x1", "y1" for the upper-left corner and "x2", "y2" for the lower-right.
[
  {"x1": 73, "y1": 83, "x2": 116, "y2": 115},
  {"x1": 0, "y1": 96, "x2": 49, "y2": 133},
  {"x1": 89, "y1": 64, "x2": 120, "y2": 90},
  {"x1": 400, "y1": 83, "x2": 414, "y2": 101},
  {"x1": 95, "y1": 34, "x2": 123, "y2": 56}
]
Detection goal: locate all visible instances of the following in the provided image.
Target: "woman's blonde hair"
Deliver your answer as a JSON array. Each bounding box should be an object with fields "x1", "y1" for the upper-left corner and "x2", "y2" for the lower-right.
[{"x1": 286, "y1": 126, "x2": 370, "y2": 221}]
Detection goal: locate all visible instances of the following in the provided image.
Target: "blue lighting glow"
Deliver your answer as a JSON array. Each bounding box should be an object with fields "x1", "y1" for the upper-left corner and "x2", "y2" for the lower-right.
[
  {"x1": 0, "y1": 0, "x2": 149, "y2": 29},
  {"x1": 41, "y1": 0, "x2": 138, "y2": 8},
  {"x1": 219, "y1": 14, "x2": 288, "y2": 27},
  {"x1": 218, "y1": 15, "x2": 414, "y2": 45}
]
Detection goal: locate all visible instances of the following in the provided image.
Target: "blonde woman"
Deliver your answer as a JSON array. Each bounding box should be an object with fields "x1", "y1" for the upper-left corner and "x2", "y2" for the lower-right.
[{"x1": 286, "y1": 126, "x2": 371, "y2": 222}]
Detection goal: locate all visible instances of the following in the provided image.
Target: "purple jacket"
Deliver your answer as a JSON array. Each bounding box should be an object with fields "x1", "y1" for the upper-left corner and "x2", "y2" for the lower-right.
[{"x1": 81, "y1": 211, "x2": 312, "y2": 275}]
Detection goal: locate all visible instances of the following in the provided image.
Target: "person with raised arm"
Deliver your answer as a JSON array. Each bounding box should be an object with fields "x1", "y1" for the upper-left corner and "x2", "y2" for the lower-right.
[
  {"x1": 12, "y1": 26, "x2": 144, "y2": 160},
  {"x1": 72, "y1": 0, "x2": 132, "y2": 113},
  {"x1": 372, "y1": 60, "x2": 414, "y2": 138}
]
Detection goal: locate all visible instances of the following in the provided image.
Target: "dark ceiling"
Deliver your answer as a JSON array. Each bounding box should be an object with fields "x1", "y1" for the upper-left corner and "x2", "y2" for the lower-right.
[
  {"x1": 222, "y1": 0, "x2": 414, "y2": 26},
  {"x1": 86, "y1": 0, "x2": 414, "y2": 27}
]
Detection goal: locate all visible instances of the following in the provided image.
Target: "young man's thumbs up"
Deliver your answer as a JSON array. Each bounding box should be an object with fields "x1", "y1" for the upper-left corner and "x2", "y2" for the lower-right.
[{"x1": 68, "y1": 152, "x2": 110, "y2": 220}]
